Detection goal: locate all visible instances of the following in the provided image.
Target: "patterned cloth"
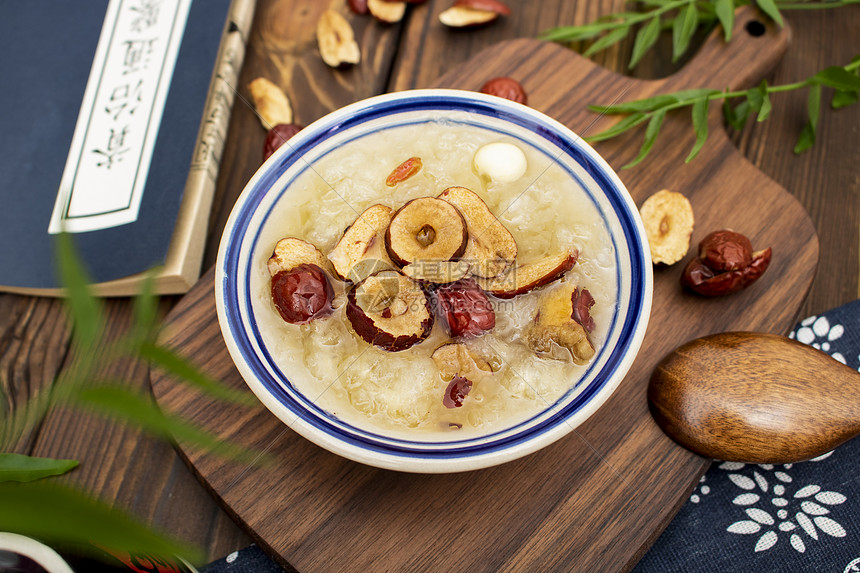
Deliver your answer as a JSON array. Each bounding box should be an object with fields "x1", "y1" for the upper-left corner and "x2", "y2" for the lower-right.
[
  {"x1": 636, "y1": 299, "x2": 860, "y2": 573},
  {"x1": 202, "y1": 301, "x2": 860, "y2": 573}
]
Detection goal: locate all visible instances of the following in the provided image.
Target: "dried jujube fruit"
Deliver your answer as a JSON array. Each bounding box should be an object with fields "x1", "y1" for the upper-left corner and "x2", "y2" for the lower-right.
[
  {"x1": 479, "y1": 77, "x2": 527, "y2": 105},
  {"x1": 699, "y1": 230, "x2": 752, "y2": 271},
  {"x1": 681, "y1": 230, "x2": 771, "y2": 296},
  {"x1": 436, "y1": 278, "x2": 496, "y2": 338},
  {"x1": 271, "y1": 264, "x2": 334, "y2": 324},
  {"x1": 263, "y1": 123, "x2": 303, "y2": 161},
  {"x1": 443, "y1": 375, "x2": 472, "y2": 408},
  {"x1": 571, "y1": 287, "x2": 595, "y2": 333}
]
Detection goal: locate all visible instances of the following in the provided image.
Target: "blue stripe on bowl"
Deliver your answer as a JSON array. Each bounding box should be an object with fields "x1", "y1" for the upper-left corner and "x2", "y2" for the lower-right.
[{"x1": 219, "y1": 91, "x2": 649, "y2": 463}]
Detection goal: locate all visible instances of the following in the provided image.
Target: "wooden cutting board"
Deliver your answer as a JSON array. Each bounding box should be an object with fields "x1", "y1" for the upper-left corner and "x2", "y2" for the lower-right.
[{"x1": 151, "y1": 10, "x2": 817, "y2": 572}]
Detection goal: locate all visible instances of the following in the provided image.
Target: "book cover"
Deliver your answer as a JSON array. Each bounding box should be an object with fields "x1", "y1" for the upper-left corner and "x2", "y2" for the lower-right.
[{"x1": 0, "y1": 0, "x2": 254, "y2": 296}]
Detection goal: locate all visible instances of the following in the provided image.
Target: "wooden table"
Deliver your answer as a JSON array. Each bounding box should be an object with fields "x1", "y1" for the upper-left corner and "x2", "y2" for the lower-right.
[{"x1": 3, "y1": 1, "x2": 858, "y2": 570}]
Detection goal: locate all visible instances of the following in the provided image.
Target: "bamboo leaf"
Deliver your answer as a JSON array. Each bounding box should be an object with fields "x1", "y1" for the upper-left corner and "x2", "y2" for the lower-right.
[
  {"x1": 756, "y1": 80, "x2": 772, "y2": 121},
  {"x1": 629, "y1": 15, "x2": 662, "y2": 69},
  {"x1": 70, "y1": 385, "x2": 266, "y2": 464},
  {"x1": 714, "y1": 0, "x2": 735, "y2": 42},
  {"x1": 56, "y1": 233, "x2": 102, "y2": 350},
  {"x1": 584, "y1": 26, "x2": 630, "y2": 57},
  {"x1": 585, "y1": 113, "x2": 650, "y2": 142},
  {"x1": 139, "y1": 343, "x2": 257, "y2": 406},
  {"x1": 672, "y1": 2, "x2": 699, "y2": 62},
  {"x1": 756, "y1": 0, "x2": 784, "y2": 27},
  {"x1": 686, "y1": 97, "x2": 710, "y2": 163},
  {"x1": 0, "y1": 481, "x2": 203, "y2": 563},
  {"x1": 832, "y1": 89, "x2": 859, "y2": 109},
  {"x1": 623, "y1": 109, "x2": 666, "y2": 169},
  {"x1": 811, "y1": 66, "x2": 860, "y2": 91},
  {"x1": 0, "y1": 453, "x2": 79, "y2": 483}
]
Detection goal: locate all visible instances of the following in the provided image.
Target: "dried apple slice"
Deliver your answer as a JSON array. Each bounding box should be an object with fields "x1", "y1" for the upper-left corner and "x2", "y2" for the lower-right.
[
  {"x1": 526, "y1": 286, "x2": 595, "y2": 364},
  {"x1": 385, "y1": 197, "x2": 468, "y2": 267},
  {"x1": 267, "y1": 237, "x2": 331, "y2": 276},
  {"x1": 437, "y1": 186, "x2": 517, "y2": 278},
  {"x1": 477, "y1": 250, "x2": 577, "y2": 299},
  {"x1": 328, "y1": 204, "x2": 395, "y2": 283},
  {"x1": 346, "y1": 270, "x2": 433, "y2": 351}
]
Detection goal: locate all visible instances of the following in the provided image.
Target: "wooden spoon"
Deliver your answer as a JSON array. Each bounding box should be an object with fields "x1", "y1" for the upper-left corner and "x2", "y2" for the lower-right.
[{"x1": 648, "y1": 331, "x2": 860, "y2": 463}]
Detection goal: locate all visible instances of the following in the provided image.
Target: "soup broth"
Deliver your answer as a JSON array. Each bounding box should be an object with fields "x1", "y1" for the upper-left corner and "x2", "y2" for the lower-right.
[{"x1": 249, "y1": 121, "x2": 617, "y2": 439}]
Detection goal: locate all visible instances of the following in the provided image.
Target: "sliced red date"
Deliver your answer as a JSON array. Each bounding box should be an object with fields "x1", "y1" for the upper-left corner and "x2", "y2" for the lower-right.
[
  {"x1": 571, "y1": 287, "x2": 595, "y2": 333},
  {"x1": 443, "y1": 374, "x2": 472, "y2": 408}
]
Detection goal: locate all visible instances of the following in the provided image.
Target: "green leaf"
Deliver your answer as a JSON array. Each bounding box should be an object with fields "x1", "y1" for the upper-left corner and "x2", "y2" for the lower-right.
[
  {"x1": 623, "y1": 109, "x2": 667, "y2": 169},
  {"x1": 629, "y1": 15, "x2": 662, "y2": 69},
  {"x1": 588, "y1": 94, "x2": 679, "y2": 114},
  {"x1": 70, "y1": 385, "x2": 266, "y2": 464},
  {"x1": 56, "y1": 233, "x2": 103, "y2": 350},
  {"x1": 729, "y1": 99, "x2": 752, "y2": 130},
  {"x1": 794, "y1": 84, "x2": 821, "y2": 154},
  {"x1": 686, "y1": 97, "x2": 710, "y2": 163},
  {"x1": 714, "y1": 0, "x2": 735, "y2": 42},
  {"x1": 584, "y1": 26, "x2": 631, "y2": 57},
  {"x1": 794, "y1": 122, "x2": 815, "y2": 154},
  {"x1": 0, "y1": 481, "x2": 203, "y2": 563},
  {"x1": 131, "y1": 269, "x2": 159, "y2": 345},
  {"x1": 747, "y1": 86, "x2": 764, "y2": 113},
  {"x1": 832, "y1": 89, "x2": 859, "y2": 109},
  {"x1": 139, "y1": 343, "x2": 257, "y2": 406},
  {"x1": 756, "y1": 0, "x2": 784, "y2": 27},
  {"x1": 756, "y1": 80, "x2": 772, "y2": 122},
  {"x1": 811, "y1": 66, "x2": 860, "y2": 91},
  {"x1": 808, "y1": 82, "x2": 822, "y2": 130},
  {"x1": 672, "y1": 2, "x2": 699, "y2": 62},
  {"x1": 0, "y1": 453, "x2": 78, "y2": 483},
  {"x1": 585, "y1": 113, "x2": 650, "y2": 142},
  {"x1": 539, "y1": 21, "x2": 622, "y2": 43}
]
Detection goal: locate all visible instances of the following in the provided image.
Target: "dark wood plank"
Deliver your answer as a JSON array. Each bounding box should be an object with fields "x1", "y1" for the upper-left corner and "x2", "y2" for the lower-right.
[
  {"x1": 150, "y1": 10, "x2": 818, "y2": 572},
  {"x1": 729, "y1": 7, "x2": 860, "y2": 319}
]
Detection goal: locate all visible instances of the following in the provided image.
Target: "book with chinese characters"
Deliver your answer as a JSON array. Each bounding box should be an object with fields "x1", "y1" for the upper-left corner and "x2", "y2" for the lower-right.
[{"x1": 0, "y1": 0, "x2": 255, "y2": 296}]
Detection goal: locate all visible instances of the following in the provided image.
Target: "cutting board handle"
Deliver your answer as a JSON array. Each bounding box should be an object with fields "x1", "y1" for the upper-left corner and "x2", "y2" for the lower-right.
[{"x1": 662, "y1": 6, "x2": 790, "y2": 93}]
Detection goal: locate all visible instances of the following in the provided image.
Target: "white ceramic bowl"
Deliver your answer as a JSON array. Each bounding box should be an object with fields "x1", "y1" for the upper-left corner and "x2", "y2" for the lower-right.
[{"x1": 216, "y1": 89, "x2": 652, "y2": 473}]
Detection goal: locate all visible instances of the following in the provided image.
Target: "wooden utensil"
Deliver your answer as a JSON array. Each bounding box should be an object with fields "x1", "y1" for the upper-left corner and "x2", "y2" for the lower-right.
[{"x1": 649, "y1": 332, "x2": 860, "y2": 463}]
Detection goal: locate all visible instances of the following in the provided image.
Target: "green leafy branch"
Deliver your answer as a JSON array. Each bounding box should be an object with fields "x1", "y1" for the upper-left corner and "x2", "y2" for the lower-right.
[
  {"x1": 585, "y1": 56, "x2": 860, "y2": 168},
  {"x1": 539, "y1": 0, "x2": 859, "y2": 69},
  {"x1": 0, "y1": 232, "x2": 264, "y2": 565}
]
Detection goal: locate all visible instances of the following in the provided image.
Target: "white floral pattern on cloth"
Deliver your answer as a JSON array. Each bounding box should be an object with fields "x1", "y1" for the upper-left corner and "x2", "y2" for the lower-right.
[
  {"x1": 718, "y1": 452, "x2": 848, "y2": 553},
  {"x1": 790, "y1": 315, "x2": 848, "y2": 366}
]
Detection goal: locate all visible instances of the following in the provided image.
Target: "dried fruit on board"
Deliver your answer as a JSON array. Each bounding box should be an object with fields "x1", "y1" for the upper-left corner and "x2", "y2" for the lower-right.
[
  {"x1": 681, "y1": 230, "x2": 771, "y2": 296},
  {"x1": 247, "y1": 77, "x2": 293, "y2": 130},
  {"x1": 368, "y1": 0, "x2": 406, "y2": 23},
  {"x1": 263, "y1": 123, "x2": 303, "y2": 161},
  {"x1": 439, "y1": 0, "x2": 510, "y2": 27},
  {"x1": 639, "y1": 189, "x2": 694, "y2": 266},
  {"x1": 317, "y1": 9, "x2": 361, "y2": 68},
  {"x1": 479, "y1": 77, "x2": 527, "y2": 105}
]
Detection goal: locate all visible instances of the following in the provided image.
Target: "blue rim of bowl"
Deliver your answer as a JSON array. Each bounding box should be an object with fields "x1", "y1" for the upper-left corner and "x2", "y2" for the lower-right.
[{"x1": 217, "y1": 89, "x2": 652, "y2": 470}]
